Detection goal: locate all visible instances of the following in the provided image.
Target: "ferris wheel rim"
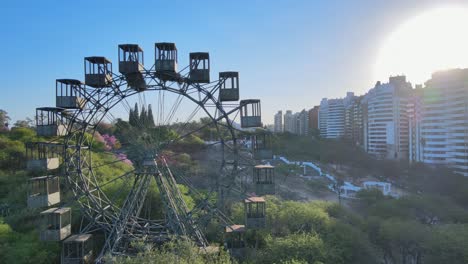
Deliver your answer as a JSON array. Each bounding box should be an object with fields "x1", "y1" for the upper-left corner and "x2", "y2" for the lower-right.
[{"x1": 62, "y1": 72, "x2": 240, "y2": 235}]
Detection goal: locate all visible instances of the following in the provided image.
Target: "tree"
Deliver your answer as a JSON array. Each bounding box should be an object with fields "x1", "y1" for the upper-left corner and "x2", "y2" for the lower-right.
[
  {"x1": 0, "y1": 109, "x2": 10, "y2": 131},
  {"x1": 147, "y1": 104, "x2": 155, "y2": 127},
  {"x1": 129, "y1": 103, "x2": 140, "y2": 127},
  {"x1": 140, "y1": 105, "x2": 147, "y2": 127},
  {"x1": 13, "y1": 118, "x2": 34, "y2": 128}
]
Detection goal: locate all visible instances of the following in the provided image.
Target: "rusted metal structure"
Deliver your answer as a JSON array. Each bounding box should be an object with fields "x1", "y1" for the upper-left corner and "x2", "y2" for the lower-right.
[
  {"x1": 253, "y1": 164, "x2": 275, "y2": 195},
  {"x1": 62, "y1": 234, "x2": 94, "y2": 264},
  {"x1": 240, "y1": 99, "x2": 262, "y2": 128},
  {"x1": 244, "y1": 196, "x2": 266, "y2": 229},
  {"x1": 40, "y1": 207, "x2": 71, "y2": 241},
  {"x1": 224, "y1": 225, "x2": 246, "y2": 257},
  {"x1": 189, "y1": 52, "x2": 210, "y2": 83},
  {"x1": 251, "y1": 132, "x2": 273, "y2": 160},
  {"x1": 27, "y1": 175, "x2": 60, "y2": 208},
  {"x1": 118, "y1": 44, "x2": 146, "y2": 91},
  {"x1": 25, "y1": 142, "x2": 62, "y2": 171},
  {"x1": 56, "y1": 79, "x2": 86, "y2": 109},
  {"x1": 219, "y1": 71, "x2": 239, "y2": 101},
  {"x1": 35, "y1": 107, "x2": 68, "y2": 137},
  {"x1": 29, "y1": 41, "x2": 272, "y2": 262},
  {"x1": 84, "y1": 56, "x2": 112, "y2": 88}
]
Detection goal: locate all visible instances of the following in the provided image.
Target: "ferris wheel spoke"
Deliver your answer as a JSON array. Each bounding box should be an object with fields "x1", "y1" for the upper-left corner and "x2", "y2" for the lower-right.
[
  {"x1": 88, "y1": 169, "x2": 136, "y2": 193},
  {"x1": 97, "y1": 172, "x2": 153, "y2": 260}
]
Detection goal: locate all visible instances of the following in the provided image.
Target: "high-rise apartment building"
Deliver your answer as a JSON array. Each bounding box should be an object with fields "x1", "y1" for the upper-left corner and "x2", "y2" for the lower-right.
[
  {"x1": 344, "y1": 96, "x2": 364, "y2": 145},
  {"x1": 297, "y1": 109, "x2": 309, "y2": 136},
  {"x1": 308, "y1": 106, "x2": 319, "y2": 133},
  {"x1": 416, "y1": 69, "x2": 468, "y2": 176},
  {"x1": 364, "y1": 76, "x2": 412, "y2": 160},
  {"x1": 408, "y1": 85, "x2": 423, "y2": 163},
  {"x1": 273, "y1": 111, "x2": 283, "y2": 133},
  {"x1": 284, "y1": 110, "x2": 295, "y2": 133},
  {"x1": 319, "y1": 92, "x2": 355, "y2": 139}
]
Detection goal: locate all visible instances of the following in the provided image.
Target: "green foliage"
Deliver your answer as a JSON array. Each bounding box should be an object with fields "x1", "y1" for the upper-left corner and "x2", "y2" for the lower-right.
[
  {"x1": 356, "y1": 188, "x2": 385, "y2": 206},
  {"x1": 107, "y1": 239, "x2": 233, "y2": 264},
  {"x1": 258, "y1": 233, "x2": 327, "y2": 264},
  {"x1": 0, "y1": 219, "x2": 60, "y2": 263}
]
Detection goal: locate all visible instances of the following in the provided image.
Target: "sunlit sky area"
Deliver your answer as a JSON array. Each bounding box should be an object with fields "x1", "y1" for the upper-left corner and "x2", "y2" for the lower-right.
[{"x1": 1, "y1": 0, "x2": 468, "y2": 124}]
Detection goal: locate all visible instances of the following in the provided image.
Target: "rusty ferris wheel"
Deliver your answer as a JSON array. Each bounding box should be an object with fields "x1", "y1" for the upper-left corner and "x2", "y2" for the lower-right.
[{"x1": 25, "y1": 42, "x2": 276, "y2": 263}]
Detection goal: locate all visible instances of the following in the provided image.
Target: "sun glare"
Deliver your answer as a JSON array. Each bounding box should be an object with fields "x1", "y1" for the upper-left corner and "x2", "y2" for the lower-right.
[{"x1": 374, "y1": 7, "x2": 468, "y2": 85}]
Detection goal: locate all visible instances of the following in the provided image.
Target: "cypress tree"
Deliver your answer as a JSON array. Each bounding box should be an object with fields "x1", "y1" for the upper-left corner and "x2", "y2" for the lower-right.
[
  {"x1": 147, "y1": 104, "x2": 155, "y2": 127},
  {"x1": 130, "y1": 103, "x2": 140, "y2": 127},
  {"x1": 140, "y1": 105, "x2": 147, "y2": 127},
  {"x1": 128, "y1": 108, "x2": 134, "y2": 126},
  {"x1": 134, "y1": 103, "x2": 140, "y2": 124}
]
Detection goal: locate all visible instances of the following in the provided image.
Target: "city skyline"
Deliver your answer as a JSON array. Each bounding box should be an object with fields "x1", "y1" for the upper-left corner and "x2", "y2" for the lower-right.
[{"x1": 2, "y1": 0, "x2": 468, "y2": 124}]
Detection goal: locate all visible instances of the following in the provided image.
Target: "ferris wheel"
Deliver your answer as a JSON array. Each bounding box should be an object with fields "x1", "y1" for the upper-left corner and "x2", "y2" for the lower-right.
[{"x1": 26, "y1": 42, "x2": 275, "y2": 262}]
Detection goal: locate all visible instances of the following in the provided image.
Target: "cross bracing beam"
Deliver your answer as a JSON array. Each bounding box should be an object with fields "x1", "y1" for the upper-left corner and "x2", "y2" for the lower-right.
[{"x1": 96, "y1": 171, "x2": 152, "y2": 262}]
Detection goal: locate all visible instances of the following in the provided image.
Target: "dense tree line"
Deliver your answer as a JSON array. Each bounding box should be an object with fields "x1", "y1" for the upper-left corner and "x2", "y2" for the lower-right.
[
  {"x1": 129, "y1": 103, "x2": 155, "y2": 128},
  {"x1": 2, "y1": 110, "x2": 468, "y2": 263}
]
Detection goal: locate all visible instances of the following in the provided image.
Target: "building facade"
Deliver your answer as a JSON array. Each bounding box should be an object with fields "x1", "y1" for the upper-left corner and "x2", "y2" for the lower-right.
[
  {"x1": 273, "y1": 111, "x2": 283, "y2": 133},
  {"x1": 418, "y1": 69, "x2": 468, "y2": 176},
  {"x1": 297, "y1": 109, "x2": 309, "y2": 136},
  {"x1": 344, "y1": 96, "x2": 364, "y2": 145},
  {"x1": 319, "y1": 92, "x2": 355, "y2": 139},
  {"x1": 284, "y1": 110, "x2": 295, "y2": 133},
  {"x1": 364, "y1": 76, "x2": 412, "y2": 160},
  {"x1": 308, "y1": 106, "x2": 319, "y2": 134}
]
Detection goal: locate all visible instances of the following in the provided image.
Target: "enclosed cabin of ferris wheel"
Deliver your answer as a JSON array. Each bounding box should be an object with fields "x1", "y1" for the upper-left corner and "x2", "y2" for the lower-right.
[
  {"x1": 62, "y1": 234, "x2": 94, "y2": 264},
  {"x1": 189, "y1": 52, "x2": 210, "y2": 83},
  {"x1": 27, "y1": 175, "x2": 61, "y2": 208},
  {"x1": 251, "y1": 132, "x2": 273, "y2": 160},
  {"x1": 240, "y1": 99, "x2": 262, "y2": 128},
  {"x1": 56, "y1": 79, "x2": 86, "y2": 109},
  {"x1": 155, "y1": 42, "x2": 178, "y2": 80},
  {"x1": 35, "y1": 107, "x2": 68, "y2": 137},
  {"x1": 118, "y1": 44, "x2": 146, "y2": 91},
  {"x1": 219, "y1": 71, "x2": 239, "y2": 102},
  {"x1": 39, "y1": 207, "x2": 71, "y2": 241},
  {"x1": 253, "y1": 164, "x2": 275, "y2": 195},
  {"x1": 84, "y1": 56, "x2": 113, "y2": 88},
  {"x1": 224, "y1": 225, "x2": 246, "y2": 257},
  {"x1": 244, "y1": 196, "x2": 266, "y2": 229},
  {"x1": 25, "y1": 141, "x2": 63, "y2": 171}
]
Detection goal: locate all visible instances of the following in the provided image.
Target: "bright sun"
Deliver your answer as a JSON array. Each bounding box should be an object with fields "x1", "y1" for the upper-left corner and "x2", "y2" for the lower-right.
[{"x1": 374, "y1": 7, "x2": 468, "y2": 85}]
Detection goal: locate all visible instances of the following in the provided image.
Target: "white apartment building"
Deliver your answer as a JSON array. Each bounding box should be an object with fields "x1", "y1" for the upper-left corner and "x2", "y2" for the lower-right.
[
  {"x1": 364, "y1": 76, "x2": 412, "y2": 160},
  {"x1": 319, "y1": 92, "x2": 355, "y2": 139},
  {"x1": 273, "y1": 111, "x2": 283, "y2": 133},
  {"x1": 318, "y1": 99, "x2": 328, "y2": 138},
  {"x1": 284, "y1": 110, "x2": 295, "y2": 133},
  {"x1": 417, "y1": 69, "x2": 468, "y2": 176},
  {"x1": 297, "y1": 109, "x2": 309, "y2": 136}
]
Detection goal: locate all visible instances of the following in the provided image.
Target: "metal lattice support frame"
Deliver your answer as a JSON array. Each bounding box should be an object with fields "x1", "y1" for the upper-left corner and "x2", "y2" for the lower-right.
[{"x1": 32, "y1": 42, "x2": 269, "y2": 260}]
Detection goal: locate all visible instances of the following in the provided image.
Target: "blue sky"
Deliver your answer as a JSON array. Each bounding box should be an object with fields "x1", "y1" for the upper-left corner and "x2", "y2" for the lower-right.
[{"x1": 1, "y1": 0, "x2": 466, "y2": 124}]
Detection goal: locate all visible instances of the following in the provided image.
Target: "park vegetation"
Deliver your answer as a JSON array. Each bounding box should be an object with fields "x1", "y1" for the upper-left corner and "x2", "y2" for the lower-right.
[{"x1": 1, "y1": 109, "x2": 468, "y2": 263}]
